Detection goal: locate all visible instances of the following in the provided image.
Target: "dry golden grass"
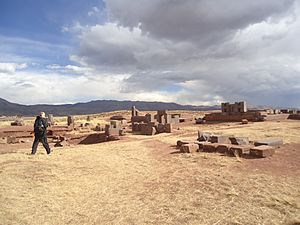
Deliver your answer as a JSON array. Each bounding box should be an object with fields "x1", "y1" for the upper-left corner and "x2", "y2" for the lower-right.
[{"x1": 0, "y1": 112, "x2": 300, "y2": 225}]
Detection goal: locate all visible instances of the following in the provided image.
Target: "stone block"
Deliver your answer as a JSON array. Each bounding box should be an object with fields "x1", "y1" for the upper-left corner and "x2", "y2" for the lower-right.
[
  {"x1": 79, "y1": 133, "x2": 108, "y2": 144},
  {"x1": 105, "y1": 125, "x2": 120, "y2": 136},
  {"x1": 110, "y1": 115, "x2": 126, "y2": 120},
  {"x1": 195, "y1": 118, "x2": 206, "y2": 124},
  {"x1": 156, "y1": 123, "x2": 165, "y2": 133},
  {"x1": 148, "y1": 122, "x2": 158, "y2": 127},
  {"x1": 140, "y1": 123, "x2": 148, "y2": 132},
  {"x1": 210, "y1": 135, "x2": 231, "y2": 144},
  {"x1": 7, "y1": 136, "x2": 19, "y2": 144},
  {"x1": 165, "y1": 123, "x2": 172, "y2": 133},
  {"x1": 110, "y1": 120, "x2": 122, "y2": 129},
  {"x1": 203, "y1": 143, "x2": 218, "y2": 152},
  {"x1": 132, "y1": 123, "x2": 141, "y2": 132},
  {"x1": 145, "y1": 113, "x2": 156, "y2": 123},
  {"x1": 164, "y1": 114, "x2": 172, "y2": 124},
  {"x1": 94, "y1": 125, "x2": 103, "y2": 131},
  {"x1": 11, "y1": 119, "x2": 25, "y2": 126},
  {"x1": 197, "y1": 131, "x2": 212, "y2": 142},
  {"x1": 131, "y1": 106, "x2": 140, "y2": 117},
  {"x1": 241, "y1": 119, "x2": 248, "y2": 124},
  {"x1": 171, "y1": 115, "x2": 180, "y2": 124},
  {"x1": 131, "y1": 116, "x2": 147, "y2": 123},
  {"x1": 288, "y1": 114, "x2": 300, "y2": 120},
  {"x1": 157, "y1": 110, "x2": 167, "y2": 116},
  {"x1": 120, "y1": 120, "x2": 127, "y2": 126},
  {"x1": 180, "y1": 144, "x2": 199, "y2": 153},
  {"x1": 254, "y1": 138, "x2": 283, "y2": 148},
  {"x1": 229, "y1": 137, "x2": 250, "y2": 145},
  {"x1": 157, "y1": 110, "x2": 167, "y2": 123},
  {"x1": 54, "y1": 140, "x2": 69, "y2": 147},
  {"x1": 216, "y1": 144, "x2": 233, "y2": 153},
  {"x1": 177, "y1": 140, "x2": 195, "y2": 148},
  {"x1": 195, "y1": 141, "x2": 209, "y2": 151},
  {"x1": 141, "y1": 124, "x2": 156, "y2": 135},
  {"x1": 48, "y1": 114, "x2": 54, "y2": 125},
  {"x1": 67, "y1": 115, "x2": 74, "y2": 126},
  {"x1": 250, "y1": 145, "x2": 275, "y2": 158},
  {"x1": 229, "y1": 145, "x2": 251, "y2": 157}
]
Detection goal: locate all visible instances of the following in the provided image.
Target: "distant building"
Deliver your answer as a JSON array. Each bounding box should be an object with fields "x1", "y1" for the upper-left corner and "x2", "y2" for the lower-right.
[{"x1": 221, "y1": 101, "x2": 247, "y2": 114}]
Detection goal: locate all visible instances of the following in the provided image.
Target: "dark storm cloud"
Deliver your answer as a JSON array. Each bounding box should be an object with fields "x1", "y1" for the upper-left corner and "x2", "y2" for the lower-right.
[
  {"x1": 69, "y1": 0, "x2": 300, "y2": 106},
  {"x1": 106, "y1": 0, "x2": 295, "y2": 42}
]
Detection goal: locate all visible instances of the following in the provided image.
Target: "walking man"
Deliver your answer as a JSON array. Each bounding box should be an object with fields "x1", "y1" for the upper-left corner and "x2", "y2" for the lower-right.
[{"x1": 31, "y1": 112, "x2": 51, "y2": 155}]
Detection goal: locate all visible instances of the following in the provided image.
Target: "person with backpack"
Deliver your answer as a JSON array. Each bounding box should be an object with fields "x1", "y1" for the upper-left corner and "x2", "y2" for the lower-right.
[{"x1": 31, "y1": 112, "x2": 51, "y2": 155}]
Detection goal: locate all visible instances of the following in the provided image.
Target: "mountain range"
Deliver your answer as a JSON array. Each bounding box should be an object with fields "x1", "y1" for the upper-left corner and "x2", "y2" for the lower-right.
[{"x1": 0, "y1": 98, "x2": 219, "y2": 116}]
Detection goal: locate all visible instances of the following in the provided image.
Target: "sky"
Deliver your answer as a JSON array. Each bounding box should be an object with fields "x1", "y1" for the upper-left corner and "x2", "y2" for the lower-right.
[{"x1": 0, "y1": 0, "x2": 299, "y2": 107}]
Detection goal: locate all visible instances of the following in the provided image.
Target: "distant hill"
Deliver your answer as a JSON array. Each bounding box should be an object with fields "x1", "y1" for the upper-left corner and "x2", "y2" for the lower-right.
[{"x1": 0, "y1": 98, "x2": 219, "y2": 116}]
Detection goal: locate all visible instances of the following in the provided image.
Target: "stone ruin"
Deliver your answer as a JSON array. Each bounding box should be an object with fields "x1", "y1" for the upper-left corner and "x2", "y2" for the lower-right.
[
  {"x1": 177, "y1": 131, "x2": 283, "y2": 158},
  {"x1": 204, "y1": 101, "x2": 295, "y2": 122},
  {"x1": 54, "y1": 115, "x2": 125, "y2": 146},
  {"x1": 131, "y1": 106, "x2": 180, "y2": 135},
  {"x1": 222, "y1": 101, "x2": 247, "y2": 114},
  {"x1": 11, "y1": 118, "x2": 25, "y2": 126},
  {"x1": 48, "y1": 114, "x2": 54, "y2": 126},
  {"x1": 0, "y1": 114, "x2": 125, "y2": 147},
  {"x1": 204, "y1": 101, "x2": 264, "y2": 122},
  {"x1": 105, "y1": 120, "x2": 125, "y2": 138}
]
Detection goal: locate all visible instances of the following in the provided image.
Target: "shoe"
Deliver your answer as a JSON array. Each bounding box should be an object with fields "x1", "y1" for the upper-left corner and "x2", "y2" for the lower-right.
[{"x1": 47, "y1": 152, "x2": 52, "y2": 155}]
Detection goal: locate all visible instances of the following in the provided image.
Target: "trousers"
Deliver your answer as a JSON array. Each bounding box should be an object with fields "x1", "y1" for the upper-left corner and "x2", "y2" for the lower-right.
[{"x1": 31, "y1": 135, "x2": 51, "y2": 154}]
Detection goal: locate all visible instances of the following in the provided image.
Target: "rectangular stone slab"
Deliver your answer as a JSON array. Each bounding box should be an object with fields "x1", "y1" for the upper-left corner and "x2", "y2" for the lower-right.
[
  {"x1": 250, "y1": 145, "x2": 275, "y2": 158},
  {"x1": 165, "y1": 123, "x2": 172, "y2": 133},
  {"x1": 197, "y1": 131, "x2": 212, "y2": 142},
  {"x1": 229, "y1": 137, "x2": 250, "y2": 145},
  {"x1": 230, "y1": 145, "x2": 252, "y2": 157},
  {"x1": 216, "y1": 144, "x2": 233, "y2": 153},
  {"x1": 210, "y1": 135, "x2": 231, "y2": 144},
  {"x1": 177, "y1": 140, "x2": 196, "y2": 148},
  {"x1": 180, "y1": 143, "x2": 199, "y2": 153},
  {"x1": 203, "y1": 143, "x2": 218, "y2": 152},
  {"x1": 254, "y1": 138, "x2": 283, "y2": 148}
]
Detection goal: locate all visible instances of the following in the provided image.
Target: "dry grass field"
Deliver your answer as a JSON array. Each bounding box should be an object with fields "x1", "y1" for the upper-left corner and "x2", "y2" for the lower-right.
[{"x1": 0, "y1": 111, "x2": 299, "y2": 225}]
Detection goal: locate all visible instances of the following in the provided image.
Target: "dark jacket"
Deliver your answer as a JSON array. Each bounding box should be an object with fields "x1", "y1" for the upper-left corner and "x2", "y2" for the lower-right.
[{"x1": 34, "y1": 116, "x2": 49, "y2": 136}]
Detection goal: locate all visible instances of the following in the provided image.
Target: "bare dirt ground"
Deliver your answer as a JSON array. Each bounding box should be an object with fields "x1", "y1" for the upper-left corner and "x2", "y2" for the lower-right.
[{"x1": 0, "y1": 111, "x2": 299, "y2": 225}]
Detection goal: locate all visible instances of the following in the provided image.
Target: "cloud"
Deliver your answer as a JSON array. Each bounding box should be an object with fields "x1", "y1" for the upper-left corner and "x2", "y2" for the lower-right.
[
  {"x1": 0, "y1": 63, "x2": 27, "y2": 73},
  {"x1": 106, "y1": 0, "x2": 295, "y2": 43},
  {"x1": 1, "y1": 1, "x2": 299, "y2": 107},
  {"x1": 88, "y1": 6, "x2": 100, "y2": 16},
  {"x1": 46, "y1": 64, "x2": 93, "y2": 75},
  {"x1": 0, "y1": 69, "x2": 130, "y2": 104},
  {"x1": 66, "y1": 0, "x2": 300, "y2": 107}
]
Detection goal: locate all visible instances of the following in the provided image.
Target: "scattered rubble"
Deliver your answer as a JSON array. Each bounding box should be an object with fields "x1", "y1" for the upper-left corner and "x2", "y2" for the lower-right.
[{"x1": 177, "y1": 130, "x2": 283, "y2": 159}]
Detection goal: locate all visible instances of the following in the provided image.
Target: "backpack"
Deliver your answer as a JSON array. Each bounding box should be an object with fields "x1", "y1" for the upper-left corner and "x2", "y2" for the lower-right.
[{"x1": 34, "y1": 117, "x2": 45, "y2": 134}]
